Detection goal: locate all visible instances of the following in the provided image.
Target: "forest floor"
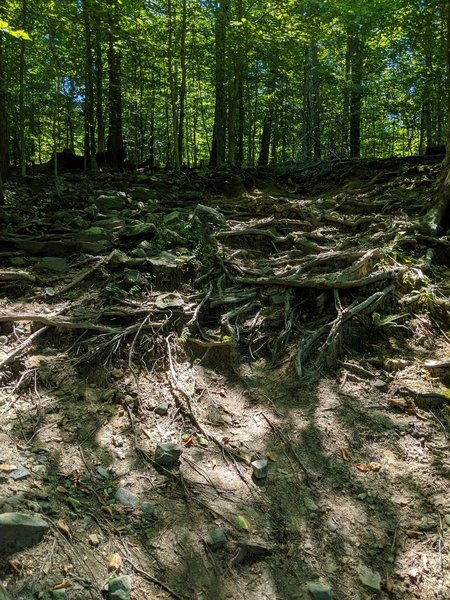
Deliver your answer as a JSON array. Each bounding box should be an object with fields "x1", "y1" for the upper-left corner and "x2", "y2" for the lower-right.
[{"x1": 0, "y1": 157, "x2": 449, "y2": 600}]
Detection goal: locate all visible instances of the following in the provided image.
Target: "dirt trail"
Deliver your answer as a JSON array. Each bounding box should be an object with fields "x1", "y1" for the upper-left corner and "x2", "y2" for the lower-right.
[{"x1": 0, "y1": 162, "x2": 449, "y2": 599}]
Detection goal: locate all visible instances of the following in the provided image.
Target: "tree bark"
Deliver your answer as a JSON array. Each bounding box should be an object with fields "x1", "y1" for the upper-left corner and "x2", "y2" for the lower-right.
[
  {"x1": 83, "y1": 0, "x2": 97, "y2": 170},
  {"x1": 210, "y1": 0, "x2": 229, "y2": 167},
  {"x1": 349, "y1": 29, "x2": 363, "y2": 158},
  {"x1": 108, "y1": 0, "x2": 124, "y2": 169},
  {"x1": 0, "y1": 28, "x2": 8, "y2": 191}
]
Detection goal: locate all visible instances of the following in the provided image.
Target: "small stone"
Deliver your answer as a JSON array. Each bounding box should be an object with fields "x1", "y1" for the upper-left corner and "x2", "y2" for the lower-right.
[
  {"x1": 108, "y1": 575, "x2": 131, "y2": 600},
  {"x1": 32, "y1": 464, "x2": 46, "y2": 476},
  {"x1": 96, "y1": 194, "x2": 127, "y2": 211},
  {"x1": 9, "y1": 466, "x2": 31, "y2": 481},
  {"x1": 358, "y1": 564, "x2": 381, "y2": 590},
  {"x1": 96, "y1": 466, "x2": 110, "y2": 479},
  {"x1": 154, "y1": 401, "x2": 169, "y2": 416},
  {"x1": 304, "y1": 497, "x2": 319, "y2": 512},
  {"x1": 4, "y1": 493, "x2": 25, "y2": 508},
  {"x1": 205, "y1": 527, "x2": 226, "y2": 551},
  {"x1": 112, "y1": 435, "x2": 124, "y2": 448},
  {"x1": 141, "y1": 502, "x2": 156, "y2": 516},
  {"x1": 326, "y1": 520, "x2": 338, "y2": 533},
  {"x1": 88, "y1": 533, "x2": 100, "y2": 547},
  {"x1": 154, "y1": 443, "x2": 183, "y2": 467},
  {"x1": 51, "y1": 590, "x2": 66, "y2": 599},
  {"x1": 114, "y1": 488, "x2": 139, "y2": 509},
  {"x1": 418, "y1": 518, "x2": 436, "y2": 531},
  {"x1": 0, "y1": 512, "x2": 49, "y2": 554},
  {"x1": 123, "y1": 269, "x2": 141, "y2": 284},
  {"x1": 251, "y1": 459, "x2": 268, "y2": 479},
  {"x1": 444, "y1": 514, "x2": 450, "y2": 527},
  {"x1": 357, "y1": 493, "x2": 367, "y2": 501},
  {"x1": 35, "y1": 257, "x2": 68, "y2": 273},
  {"x1": 373, "y1": 379, "x2": 388, "y2": 391},
  {"x1": 307, "y1": 582, "x2": 333, "y2": 600},
  {"x1": 0, "y1": 336, "x2": 8, "y2": 345}
]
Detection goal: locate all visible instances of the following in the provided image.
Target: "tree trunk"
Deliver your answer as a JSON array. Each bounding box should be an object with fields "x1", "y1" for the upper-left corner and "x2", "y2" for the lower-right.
[
  {"x1": 210, "y1": 0, "x2": 229, "y2": 167},
  {"x1": 18, "y1": 0, "x2": 27, "y2": 177},
  {"x1": 178, "y1": 0, "x2": 187, "y2": 166},
  {"x1": 167, "y1": 0, "x2": 180, "y2": 171},
  {"x1": 95, "y1": 23, "x2": 105, "y2": 152},
  {"x1": 349, "y1": 29, "x2": 363, "y2": 158},
  {"x1": 108, "y1": 0, "x2": 124, "y2": 169},
  {"x1": 83, "y1": 0, "x2": 97, "y2": 170},
  {"x1": 0, "y1": 28, "x2": 8, "y2": 190}
]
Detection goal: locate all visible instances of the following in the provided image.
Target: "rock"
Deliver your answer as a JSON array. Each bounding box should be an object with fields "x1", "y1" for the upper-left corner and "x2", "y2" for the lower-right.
[
  {"x1": 9, "y1": 467, "x2": 31, "y2": 481},
  {"x1": 373, "y1": 379, "x2": 388, "y2": 391},
  {"x1": 0, "y1": 336, "x2": 7, "y2": 345},
  {"x1": 251, "y1": 459, "x2": 268, "y2": 479},
  {"x1": 358, "y1": 564, "x2": 381, "y2": 591},
  {"x1": 88, "y1": 533, "x2": 100, "y2": 547},
  {"x1": 10, "y1": 256, "x2": 27, "y2": 267},
  {"x1": 0, "y1": 512, "x2": 49, "y2": 554},
  {"x1": 307, "y1": 582, "x2": 333, "y2": 600},
  {"x1": 141, "y1": 502, "x2": 156, "y2": 516},
  {"x1": 96, "y1": 466, "x2": 110, "y2": 479},
  {"x1": 326, "y1": 520, "x2": 337, "y2": 533},
  {"x1": 35, "y1": 257, "x2": 68, "y2": 273},
  {"x1": 51, "y1": 590, "x2": 66, "y2": 599},
  {"x1": 205, "y1": 527, "x2": 226, "y2": 551},
  {"x1": 108, "y1": 249, "x2": 129, "y2": 268},
  {"x1": 123, "y1": 269, "x2": 141, "y2": 285},
  {"x1": 154, "y1": 443, "x2": 183, "y2": 467},
  {"x1": 108, "y1": 575, "x2": 131, "y2": 600},
  {"x1": 127, "y1": 187, "x2": 157, "y2": 202},
  {"x1": 230, "y1": 540, "x2": 273, "y2": 566},
  {"x1": 154, "y1": 401, "x2": 169, "y2": 416},
  {"x1": 94, "y1": 217, "x2": 126, "y2": 231},
  {"x1": 303, "y1": 497, "x2": 319, "y2": 512},
  {"x1": 357, "y1": 493, "x2": 367, "y2": 501},
  {"x1": 96, "y1": 194, "x2": 127, "y2": 211},
  {"x1": 444, "y1": 514, "x2": 450, "y2": 527},
  {"x1": 0, "y1": 581, "x2": 10, "y2": 600},
  {"x1": 114, "y1": 488, "x2": 139, "y2": 509},
  {"x1": 192, "y1": 204, "x2": 227, "y2": 226},
  {"x1": 79, "y1": 226, "x2": 111, "y2": 242},
  {"x1": 79, "y1": 240, "x2": 109, "y2": 254},
  {"x1": 4, "y1": 493, "x2": 25, "y2": 508},
  {"x1": 119, "y1": 222, "x2": 156, "y2": 239}
]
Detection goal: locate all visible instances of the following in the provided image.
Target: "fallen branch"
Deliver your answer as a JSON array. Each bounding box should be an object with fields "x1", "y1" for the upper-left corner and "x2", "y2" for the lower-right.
[{"x1": 0, "y1": 269, "x2": 36, "y2": 282}]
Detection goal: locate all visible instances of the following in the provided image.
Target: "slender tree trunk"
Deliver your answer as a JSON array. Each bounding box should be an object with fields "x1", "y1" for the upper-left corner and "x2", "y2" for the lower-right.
[
  {"x1": 95, "y1": 24, "x2": 105, "y2": 152},
  {"x1": 83, "y1": 0, "x2": 97, "y2": 170},
  {"x1": 178, "y1": 0, "x2": 187, "y2": 166},
  {"x1": 0, "y1": 29, "x2": 8, "y2": 191},
  {"x1": 258, "y1": 73, "x2": 276, "y2": 166},
  {"x1": 349, "y1": 28, "x2": 363, "y2": 158},
  {"x1": 210, "y1": 0, "x2": 229, "y2": 167},
  {"x1": 167, "y1": 0, "x2": 180, "y2": 171},
  {"x1": 18, "y1": 0, "x2": 27, "y2": 177},
  {"x1": 107, "y1": 0, "x2": 124, "y2": 169}
]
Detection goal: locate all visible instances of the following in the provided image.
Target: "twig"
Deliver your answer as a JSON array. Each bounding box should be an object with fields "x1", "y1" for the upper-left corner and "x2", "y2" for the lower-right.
[
  {"x1": 122, "y1": 556, "x2": 187, "y2": 600},
  {"x1": 0, "y1": 326, "x2": 48, "y2": 373}
]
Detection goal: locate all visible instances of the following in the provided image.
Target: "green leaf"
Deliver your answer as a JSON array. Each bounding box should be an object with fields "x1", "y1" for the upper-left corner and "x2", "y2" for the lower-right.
[{"x1": 236, "y1": 515, "x2": 251, "y2": 530}]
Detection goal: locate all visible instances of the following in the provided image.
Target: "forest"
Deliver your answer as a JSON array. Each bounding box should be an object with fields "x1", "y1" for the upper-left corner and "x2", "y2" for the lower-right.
[
  {"x1": 0, "y1": 0, "x2": 450, "y2": 177},
  {"x1": 0, "y1": 1, "x2": 450, "y2": 600}
]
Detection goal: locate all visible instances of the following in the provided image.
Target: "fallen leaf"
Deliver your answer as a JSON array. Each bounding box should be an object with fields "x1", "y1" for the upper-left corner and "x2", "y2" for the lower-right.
[
  {"x1": 101, "y1": 504, "x2": 113, "y2": 517},
  {"x1": 386, "y1": 574, "x2": 394, "y2": 592},
  {"x1": 66, "y1": 496, "x2": 81, "y2": 510},
  {"x1": 56, "y1": 485, "x2": 68, "y2": 494},
  {"x1": 108, "y1": 553, "x2": 122, "y2": 571},
  {"x1": 355, "y1": 463, "x2": 371, "y2": 473},
  {"x1": 197, "y1": 436, "x2": 209, "y2": 447},
  {"x1": 0, "y1": 464, "x2": 17, "y2": 473},
  {"x1": 236, "y1": 515, "x2": 251, "y2": 531},
  {"x1": 266, "y1": 452, "x2": 277, "y2": 462},
  {"x1": 368, "y1": 462, "x2": 382, "y2": 472},
  {"x1": 340, "y1": 448, "x2": 350, "y2": 461},
  {"x1": 56, "y1": 520, "x2": 71, "y2": 537}
]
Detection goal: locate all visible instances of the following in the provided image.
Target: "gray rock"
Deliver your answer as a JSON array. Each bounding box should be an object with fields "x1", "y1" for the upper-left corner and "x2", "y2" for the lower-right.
[
  {"x1": 373, "y1": 379, "x2": 388, "y2": 391},
  {"x1": 444, "y1": 514, "x2": 450, "y2": 527},
  {"x1": 94, "y1": 217, "x2": 126, "y2": 231},
  {"x1": 123, "y1": 269, "x2": 141, "y2": 285},
  {"x1": 119, "y1": 223, "x2": 156, "y2": 238},
  {"x1": 9, "y1": 467, "x2": 31, "y2": 481},
  {"x1": 251, "y1": 459, "x2": 268, "y2": 479},
  {"x1": 96, "y1": 194, "x2": 127, "y2": 211},
  {"x1": 79, "y1": 226, "x2": 111, "y2": 242},
  {"x1": 0, "y1": 512, "x2": 49, "y2": 554},
  {"x1": 108, "y1": 249, "x2": 129, "y2": 268},
  {"x1": 108, "y1": 575, "x2": 131, "y2": 600},
  {"x1": 141, "y1": 502, "x2": 156, "y2": 516},
  {"x1": 326, "y1": 520, "x2": 338, "y2": 533},
  {"x1": 307, "y1": 582, "x2": 332, "y2": 600},
  {"x1": 154, "y1": 443, "x2": 183, "y2": 467},
  {"x1": 0, "y1": 336, "x2": 7, "y2": 345},
  {"x1": 52, "y1": 590, "x2": 67, "y2": 599},
  {"x1": 35, "y1": 257, "x2": 68, "y2": 273},
  {"x1": 154, "y1": 401, "x2": 169, "y2": 416},
  {"x1": 127, "y1": 187, "x2": 157, "y2": 202},
  {"x1": 4, "y1": 493, "x2": 25, "y2": 508},
  {"x1": 358, "y1": 564, "x2": 381, "y2": 591},
  {"x1": 115, "y1": 488, "x2": 139, "y2": 509},
  {"x1": 205, "y1": 527, "x2": 226, "y2": 551}
]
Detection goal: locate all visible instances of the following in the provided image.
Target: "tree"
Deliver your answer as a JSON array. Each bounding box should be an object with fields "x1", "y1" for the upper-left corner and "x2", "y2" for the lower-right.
[{"x1": 210, "y1": 0, "x2": 229, "y2": 167}]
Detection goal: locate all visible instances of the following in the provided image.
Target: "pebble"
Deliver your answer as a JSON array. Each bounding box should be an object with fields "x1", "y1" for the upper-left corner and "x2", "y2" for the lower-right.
[
  {"x1": 357, "y1": 493, "x2": 367, "y2": 501},
  {"x1": 9, "y1": 467, "x2": 31, "y2": 481},
  {"x1": 251, "y1": 459, "x2": 268, "y2": 479},
  {"x1": 96, "y1": 466, "x2": 110, "y2": 479},
  {"x1": 373, "y1": 379, "x2": 388, "y2": 391},
  {"x1": 108, "y1": 575, "x2": 131, "y2": 600},
  {"x1": 444, "y1": 514, "x2": 450, "y2": 527},
  {"x1": 88, "y1": 533, "x2": 100, "y2": 546},
  {"x1": 307, "y1": 582, "x2": 333, "y2": 599},
  {"x1": 51, "y1": 590, "x2": 66, "y2": 599},
  {"x1": 154, "y1": 401, "x2": 169, "y2": 416},
  {"x1": 326, "y1": 520, "x2": 337, "y2": 533},
  {"x1": 114, "y1": 488, "x2": 139, "y2": 509},
  {"x1": 141, "y1": 502, "x2": 156, "y2": 516},
  {"x1": 205, "y1": 527, "x2": 227, "y2": 551},
  {"x1": 358, "y1": 563, "x2": 381, "y2": 591},
  {"x1": 154, "y1": 443, "x2": 183, "y2": 467}
]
